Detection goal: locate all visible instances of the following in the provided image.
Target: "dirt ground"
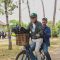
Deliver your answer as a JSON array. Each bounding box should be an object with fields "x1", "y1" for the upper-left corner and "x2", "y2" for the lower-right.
[
  {"x1": 0, "y1": 38, "x2": 60, "y2": 60},
  {"x1": 49, "y1": 46, "x2": 60, "y2": 60},
  {"x1": 49, "y1": 38, "x2": 60, "y2": 60}
]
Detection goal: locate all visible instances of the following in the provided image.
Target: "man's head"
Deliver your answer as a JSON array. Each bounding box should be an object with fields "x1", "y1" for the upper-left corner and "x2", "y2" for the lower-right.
[
  {"x1": 42, "y1": 18, "x2": 47, "y2": 26},
  {"x1": 30, "y1": 13, "x2": 37, "y2": 23}
]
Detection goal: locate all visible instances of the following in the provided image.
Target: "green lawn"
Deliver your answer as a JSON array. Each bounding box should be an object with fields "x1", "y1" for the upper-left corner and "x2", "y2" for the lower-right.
[{"x1": 0, "y1": 38, "x2": 60, "y2": 60}]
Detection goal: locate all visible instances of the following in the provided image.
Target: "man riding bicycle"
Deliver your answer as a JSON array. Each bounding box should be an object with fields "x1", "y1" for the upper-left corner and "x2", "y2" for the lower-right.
[
  {"x1": 15, "y1": 13, "x2": 51, "y2": 60},
  {"x1": 27, "y1": 13, "x2": 43, "y2": 60}
]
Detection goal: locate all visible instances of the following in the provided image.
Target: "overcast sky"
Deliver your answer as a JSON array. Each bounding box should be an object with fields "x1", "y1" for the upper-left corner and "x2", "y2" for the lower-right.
[{"x1": 0, "y1": 0, "x2": 60, "y2": 23}]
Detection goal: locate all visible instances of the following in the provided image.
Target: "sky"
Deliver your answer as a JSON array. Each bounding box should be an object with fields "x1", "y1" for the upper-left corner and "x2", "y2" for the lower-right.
[{"x1": 0, "y1": 0, "x2": 60, "y2": 24}]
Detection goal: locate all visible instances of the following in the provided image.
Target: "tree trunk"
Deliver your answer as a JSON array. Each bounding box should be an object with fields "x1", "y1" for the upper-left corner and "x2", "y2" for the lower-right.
[
  {"x1": 27, "y1": 0, "x2": 30, "y2": 18},
  {"x1": 53, "y1": 0, "x2": 57, "y2": 26},
  {"x1": 4, "y1": 1, "x2": 12, "y2": 50},
  {"x1": 19, "y1": 0, "x2": 21, "y2": 26},
  {"x1": 41, "y1": 0, "x2": 45, "y2": 18},
  {"x1": 22, "y1": 0, "x2": 24, "y2": 3}
]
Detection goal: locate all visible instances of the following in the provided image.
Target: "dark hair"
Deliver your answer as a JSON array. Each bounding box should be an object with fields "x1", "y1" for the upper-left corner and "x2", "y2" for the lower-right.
[{"x1": 42, "y1": 18, "x2": 47, "y2": 22}]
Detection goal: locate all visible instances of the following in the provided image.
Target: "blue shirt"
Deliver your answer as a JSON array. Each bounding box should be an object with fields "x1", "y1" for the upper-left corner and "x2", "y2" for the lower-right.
[{"x1": 43, "y1": 26, "x2": 51, "y2": 46}]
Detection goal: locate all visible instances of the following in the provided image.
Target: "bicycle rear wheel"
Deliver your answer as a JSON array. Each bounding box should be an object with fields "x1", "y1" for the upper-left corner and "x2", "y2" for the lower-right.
[{"x1": 16, "y1": 50, "x2": 31, "y2": 60}]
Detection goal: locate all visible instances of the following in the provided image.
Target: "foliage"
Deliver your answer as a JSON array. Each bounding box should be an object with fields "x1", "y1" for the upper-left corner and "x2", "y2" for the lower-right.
[
  {"x1": 10, "y1": 19, "x2": 19, "y2": 28},
  {"x1": 10, "y1": 20, "x2": 60, "y2": 37},
  {"x1": 0, "y1": 0, "x2": 17, "y2": 15},
  {"x1": 56, "y1": 21, "x2": 60, "y2": 36},
  {"x1": 47, "y1": 21, "x2": 52, "y2": 28},
  {"x1": 47, "y1": 21, "x2": 60, "y2": 37},
  {"x1": 11, "y1": 33, "x2": 16, "y2": 36},
  {"x1": 21, "y1": 22, "x2": 28, "y2": 28},
  {"x1": 10, "y1": 19, "x2": 28, "y2": 28},
  {"x1": 52, "y1": 26, "x2": 58, "y2": 37}
]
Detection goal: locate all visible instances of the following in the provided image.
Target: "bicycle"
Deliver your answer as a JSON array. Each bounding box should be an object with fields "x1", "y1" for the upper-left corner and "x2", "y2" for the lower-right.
[
  {"x1": 12, "y1": 25, "x2": 47, "y2": 60},
  {"x1": 15, "y1": 40, "x2": 47, "y2": 60}
]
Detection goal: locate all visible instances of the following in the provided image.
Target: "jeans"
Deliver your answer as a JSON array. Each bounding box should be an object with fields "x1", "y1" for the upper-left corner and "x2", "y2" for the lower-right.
[
  {"x1": 43, "y1": 43, "x2": 48, "y2": 53},
  {"x1": 43, "y1": 43, "x2": 51, "y2": 60},
  {"x1": 30, "y1": 38, "x2": 43, "y2": 60},
  {"x1": 26, "y1": 43, "x2": 37, "y2": 60},
  {"x1": 32, "y1": 38, "x2": 43, "y2": 52}
]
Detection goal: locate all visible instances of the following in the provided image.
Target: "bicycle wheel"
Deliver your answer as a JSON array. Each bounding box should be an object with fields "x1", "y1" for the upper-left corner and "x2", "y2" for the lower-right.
[{"x1": 16, "y1": 50, "x2": 31, "y2": 60}]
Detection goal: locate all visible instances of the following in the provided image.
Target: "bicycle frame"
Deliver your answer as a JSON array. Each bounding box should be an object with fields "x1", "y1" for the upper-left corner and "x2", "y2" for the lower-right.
[
  {"x1": 23, "y1": 42, "x2": 46, "y2": 60},
  {"x1": 24, "y1": 43, "x2": 37, "y2": 60},
  {"x1": 16, "y1": 42, "x2": 46, "y2": 60}
]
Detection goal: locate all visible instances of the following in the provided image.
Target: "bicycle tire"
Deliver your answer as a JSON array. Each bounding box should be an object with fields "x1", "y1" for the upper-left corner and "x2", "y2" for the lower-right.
[{"x1": 15, "y1": 50, "x2": 31, "y2": 60}]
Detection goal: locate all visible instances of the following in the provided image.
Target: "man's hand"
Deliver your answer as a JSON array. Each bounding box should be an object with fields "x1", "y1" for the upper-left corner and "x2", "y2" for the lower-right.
[{"x1": 36, "y1": 34, "x2": 40, "y2": 37}]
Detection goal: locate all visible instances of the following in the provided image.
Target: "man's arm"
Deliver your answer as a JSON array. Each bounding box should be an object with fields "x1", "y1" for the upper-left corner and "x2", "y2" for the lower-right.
[
  {"x1": 37, "y1": 22, "x2": 43, "y2": 38},
  {"x1": 44, "y1": 27, "x2": 51, "y2": 38}
]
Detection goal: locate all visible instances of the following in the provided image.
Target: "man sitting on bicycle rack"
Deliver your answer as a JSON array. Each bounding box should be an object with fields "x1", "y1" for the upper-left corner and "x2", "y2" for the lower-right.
[
  {"x1": 27, "y1": 13, "x2": 43, "y2": 59},
  {"x1": 42, "y1": 18, "x2": 51, "y2": 60}
]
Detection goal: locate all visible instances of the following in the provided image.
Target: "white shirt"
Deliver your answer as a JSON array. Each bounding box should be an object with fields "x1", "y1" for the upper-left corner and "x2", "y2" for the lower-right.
[{"x1": 32, "y1": 23, "x2": 36, "y2": 32}]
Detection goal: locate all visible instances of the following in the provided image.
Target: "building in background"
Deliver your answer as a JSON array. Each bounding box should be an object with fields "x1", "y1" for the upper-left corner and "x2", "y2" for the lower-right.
[{"x1": 0, "y1": 21, "x2": 6, "y2": 32}]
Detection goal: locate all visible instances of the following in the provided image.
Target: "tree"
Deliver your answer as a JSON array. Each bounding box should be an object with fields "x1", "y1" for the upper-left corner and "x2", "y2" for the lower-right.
[
  {"x1": 4, "y1": 0, "x2": 12, "y2": 50},
  {"x1": 27, "y1": 0, "x2": 30, "y2": 17},
  {"x1": 53, "y1": 0, "x2": 57, "y2": 26},
  {"x1": 0, "y1": 0, "x2": 17, "y2": 50},
  {"x1": 41, "y1": 0, "x2": 45, "y2": 17},
  {"x1": 19, "y1": 0, "x2": 21, "y2": 26}
]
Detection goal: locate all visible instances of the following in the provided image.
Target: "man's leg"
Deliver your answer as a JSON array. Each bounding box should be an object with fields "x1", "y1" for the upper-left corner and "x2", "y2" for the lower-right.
[
  {"x1": 34, "y1": 38, "x2": 43, "y2": 60},
  {"x1": 43, "y1": 43, "x2": 51, "y2": 60},
  {"x1": 29, "y1": 40, "x2": 37, "y2": 60},
  {"x1": 35, "y1": 38, "x2": 43, "y2": 52}
]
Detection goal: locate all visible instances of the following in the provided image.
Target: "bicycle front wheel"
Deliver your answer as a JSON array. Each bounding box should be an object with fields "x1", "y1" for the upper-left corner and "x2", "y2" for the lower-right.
[{"x1": 16, "y1": 50, "x2": 31, "y2": 60}]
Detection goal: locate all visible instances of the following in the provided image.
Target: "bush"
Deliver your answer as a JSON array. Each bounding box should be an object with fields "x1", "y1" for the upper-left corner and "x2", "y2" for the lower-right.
[
  {"x1": 51, "y1": 26, "x2": 58, "y2": 37},
  {"x1": 11, "y1": 33, "x2": 16, "y2": 36},
  {"x1": 47, "y1": 21, "x2": 59, "y2": 37}
]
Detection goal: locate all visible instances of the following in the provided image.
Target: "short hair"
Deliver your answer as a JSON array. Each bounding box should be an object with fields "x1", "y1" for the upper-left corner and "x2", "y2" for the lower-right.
[{"x1": 42, "y1": 18, "x2": 47, "y2": 22}]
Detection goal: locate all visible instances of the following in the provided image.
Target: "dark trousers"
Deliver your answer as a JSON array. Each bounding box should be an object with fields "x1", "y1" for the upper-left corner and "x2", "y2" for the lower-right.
[{"x1": 45, "y1": 52, "x2": 51, "y2": 60}]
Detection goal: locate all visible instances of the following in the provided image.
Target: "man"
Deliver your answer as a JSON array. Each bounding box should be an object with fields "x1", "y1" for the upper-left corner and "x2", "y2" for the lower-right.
[
  {"x1": 1, "y1": 31, "x2": 4, "y2": 39},
  {"x1": 42, "y1": 18, "x2": 51, "y2": 60},
  {"x1": 27, "y1": 13, "x2": 43, "y2": 60}
]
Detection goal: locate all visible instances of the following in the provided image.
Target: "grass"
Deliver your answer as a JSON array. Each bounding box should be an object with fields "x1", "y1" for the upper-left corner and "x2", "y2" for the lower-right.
[
  {"x1": 0, "y1": 47, "x2": 18, "y2": 60},
  {"x1": 0, "y1": 39, "x2": 21, "y2": 60},
  {"x1": 0, "y1": 38, "x2": 60, "y2": 60}
]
